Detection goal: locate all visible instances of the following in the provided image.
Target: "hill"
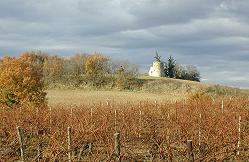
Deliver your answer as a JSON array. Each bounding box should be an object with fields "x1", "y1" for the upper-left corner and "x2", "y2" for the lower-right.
[
  {"x1": 47, "y1": 75, "x2": 249, "y2": 106},
  {"x1": 139, "y1": 75, "x2": 249, "y2": 97}
]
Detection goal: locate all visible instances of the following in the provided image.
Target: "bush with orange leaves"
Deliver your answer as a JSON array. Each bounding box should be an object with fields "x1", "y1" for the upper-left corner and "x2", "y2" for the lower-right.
[
  {"x1": 85, "y1": 53, "x2": 110, "y2": 87},
  {"x1": 0, "y1": 52, "x2": 47, "y2": 107}
]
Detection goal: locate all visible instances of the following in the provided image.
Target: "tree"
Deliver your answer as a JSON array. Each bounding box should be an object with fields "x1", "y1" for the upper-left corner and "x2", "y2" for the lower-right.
[
  {"x1": 85, "y1": 52, "x2": 110, "y2": 87},
  {"x1": 69, "y1": 53, "x2": 87, "y2": 77},
  {"x1": 65, "y1": 53, "x2": 87, "y2": 87},
  {"x1": 185, "y1": 65, "x2": 200, "y2": 82},
  {"x1": 165, "y1": 56, "x2": 176, "y2": 78},
  {"x1": 174, "y1": 64, "x2": 185, "y2": 79},
  {"x1": 113, "y1": 61, "x2": 138, "y2": 89},
  {"x1": 43, "y1": 55, "x2": 64, "y2": 86},
  {"x1": 0, "y1": 52, "x2": 47, "y2": 107},
  {"x1": 174, "y1": 64, "x2": 201, "y2": 82}
]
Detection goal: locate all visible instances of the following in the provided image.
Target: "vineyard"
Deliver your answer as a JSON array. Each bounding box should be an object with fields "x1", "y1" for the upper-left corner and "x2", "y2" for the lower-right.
[{"x1": 0, "y1": 96, "x2": 249, "y2": 161}]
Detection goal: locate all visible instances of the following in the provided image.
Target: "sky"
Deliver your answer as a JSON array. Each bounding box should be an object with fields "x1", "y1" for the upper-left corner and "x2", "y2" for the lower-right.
[{"x1": 0, "y1": 0, "x2": 249, "y2": 88}]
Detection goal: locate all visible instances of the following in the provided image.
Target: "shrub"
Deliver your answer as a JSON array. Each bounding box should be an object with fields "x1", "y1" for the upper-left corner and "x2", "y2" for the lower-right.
[
  {"x1": 114, "y1": 62, "x2": 139, "y2": 90},
  {"x1": 43, "y1": 55, "x2": 64, "y2": 86},
  {"x1": 0, "y1": 52, "x2": 47, "y2": 107},
  {"x1": 85, "y1": 53, "x2": 110, "y2": 87}
]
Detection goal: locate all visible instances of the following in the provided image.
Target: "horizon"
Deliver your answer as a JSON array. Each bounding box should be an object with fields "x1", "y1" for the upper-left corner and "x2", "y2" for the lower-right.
[{"x1": 0, "y1": 0, "x2": 249, "y2": 88}]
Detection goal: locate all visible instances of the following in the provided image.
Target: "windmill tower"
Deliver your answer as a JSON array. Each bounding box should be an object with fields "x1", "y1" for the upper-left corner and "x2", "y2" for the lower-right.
[{"x1": 148, "y1": 52, "x2": 165, "y2": 77}]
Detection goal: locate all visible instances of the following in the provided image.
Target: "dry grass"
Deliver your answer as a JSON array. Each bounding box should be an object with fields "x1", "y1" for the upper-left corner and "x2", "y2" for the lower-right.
[
  {"x1": 47, "y1": 89, "x2": 184, "y2": 106},
  {"x1": 139, "y1": 75, "x2": 249, "y2": 97},
  {"x1": 46, "y1": 76, "x2": 249, "y2": 107}
]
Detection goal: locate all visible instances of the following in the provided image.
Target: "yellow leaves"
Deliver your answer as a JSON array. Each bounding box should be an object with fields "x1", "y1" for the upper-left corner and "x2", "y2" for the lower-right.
[
  {"x1": 85, "y1": 52, "x2": 109, "y2": 76},
  {"x1": 0, "y1": 51, "x2": 47, "y2": 107},
  {"x1": 43, "y1": 55, "x2": 64, "y2": 78}
]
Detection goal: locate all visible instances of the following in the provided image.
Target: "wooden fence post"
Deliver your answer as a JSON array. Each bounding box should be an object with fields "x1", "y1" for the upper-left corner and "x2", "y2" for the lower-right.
[
  {"x1": 237, "y1": 116, "x2": 241, "y2": 156},
  {"x1": 187, "y1": 140, "x2": 194, "y2": 162},
  {"x1": 67, "y1": 127, "x2": 72, "y2": 162},
  {"x1": 114, "y1": 109, "x2": 117, "y2": 132},
  {"x1": 17, "y1": 126, "x2": 25, "y2": 162},
  {"x1": 114, "y1": 133, "x2": 121, "y2": 158},
  {"x1": 221, "y1": 100, "x2": 224, "y2": 114},
  {"x1": 49, "y1": 106, "x2": 52, "y2": 133},
  {"x1": 89, "y1": 107, "x2": 93, "y2": 153},
  {"x1": 18, "y1": 107, "x2": 22, "y2": 125},
  {"x1": 198, "y1": 114, "x2": 202, "y2": 146},
  {"x1": 139, "y1": 109, "x2": 142, "y2": 138}
]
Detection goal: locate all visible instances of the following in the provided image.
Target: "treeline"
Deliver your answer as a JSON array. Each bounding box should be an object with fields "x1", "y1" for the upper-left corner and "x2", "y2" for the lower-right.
[
  {"x1": 0, "y1": 51, "x2": 139, "y2": 107},
  {"x1": 0, "y1": 51, "x2": 201, "y2": 107},
  {"x1": 156, "y1": 54, "x2": 200, "y2": 82},
  {"x1": 42, "y1": 52, "x2": 139, "y2": 89}
]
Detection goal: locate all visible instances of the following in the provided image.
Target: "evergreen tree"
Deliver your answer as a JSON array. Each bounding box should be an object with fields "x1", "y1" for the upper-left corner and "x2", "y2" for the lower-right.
[{"x1": 166, "y1": 56, "x2": 176, "y2": 78}]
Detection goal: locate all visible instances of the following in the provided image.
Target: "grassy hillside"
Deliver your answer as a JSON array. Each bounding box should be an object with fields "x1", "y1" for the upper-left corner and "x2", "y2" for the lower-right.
[
  {"x1": 139, "y1": 75, "x2": 249, "y2": 97},
  {"x1": 47, "y1": 76, "x2": 249, "y2": 106}
]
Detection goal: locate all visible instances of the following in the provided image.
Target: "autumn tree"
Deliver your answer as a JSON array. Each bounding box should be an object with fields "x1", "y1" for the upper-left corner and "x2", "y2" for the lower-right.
[
  {"x1": 0, "y1": 52, "x2": 47, "y2": 107},
  {"x1": 67, "y1": 53, "x2": 87, "y2": 86},
  {"x1": 113, "y1": 61, "x2": 139, "y2": 89},
  {"x1": 70, "y1": 53, "x2": 87, "y2": 76},
  {"x1": 85, "y1": 53, "x2": 110, "y2": 87},
  {"x1": 43, "y1": 55, "x2": 64, "y2": 86}
]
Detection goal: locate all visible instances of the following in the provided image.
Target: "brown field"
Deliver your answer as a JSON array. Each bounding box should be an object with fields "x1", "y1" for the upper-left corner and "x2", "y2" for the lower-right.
[
  {"x1": 47, "y1": 89, "x2": 185, "y2": 106},
  {"x1": 1, "y1": 96, "x2": 249, "y2": 161}
]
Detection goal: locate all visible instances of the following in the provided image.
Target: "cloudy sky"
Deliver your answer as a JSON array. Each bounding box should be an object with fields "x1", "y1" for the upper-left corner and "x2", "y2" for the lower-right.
[{"x1": 0, "y1": 0, "x2": 249, "y2": 88}]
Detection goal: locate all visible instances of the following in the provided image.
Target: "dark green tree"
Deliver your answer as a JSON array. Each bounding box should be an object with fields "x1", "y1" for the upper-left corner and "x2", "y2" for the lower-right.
[{"x1": 165, "y1": 56, "x2": 176, "y2": 78}]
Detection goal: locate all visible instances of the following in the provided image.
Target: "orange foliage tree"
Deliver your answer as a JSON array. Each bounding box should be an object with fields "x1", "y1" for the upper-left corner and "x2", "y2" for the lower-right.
[
  {"x1": 70, "y1": 53, "x2": 87, "y2": 77},
  {"x1": 0, "y1": 52, "x2": 47, "y2": 107},
  {"x1": 85, "y1": 52, "x2": 110, "y2": 87},
  {"x1": 67, "y1": 53, "x2": 87, "y2": 86},
  {"x1": 43, "y1": 55, "x2": 64, "y2": 86}
]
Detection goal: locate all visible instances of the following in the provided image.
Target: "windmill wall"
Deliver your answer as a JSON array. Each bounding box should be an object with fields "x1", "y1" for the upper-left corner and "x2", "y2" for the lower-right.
[{"x1": 148, "y1": 61, "x2": 165, "y2": 77}]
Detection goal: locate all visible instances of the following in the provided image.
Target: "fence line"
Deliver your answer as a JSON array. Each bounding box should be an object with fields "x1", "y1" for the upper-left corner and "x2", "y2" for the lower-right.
[{"x1": 0, "y1": 98, "x2": 246, "y2": 161}]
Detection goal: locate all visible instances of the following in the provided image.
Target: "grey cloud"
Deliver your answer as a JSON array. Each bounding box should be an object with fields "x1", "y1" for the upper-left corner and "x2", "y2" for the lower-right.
[
  {"x1": 217, "y1": 0, "x2": 249, "y2": 23},
  {"x1": 0, "y1": 0, "x2": 80, "y2": 22},
  {"x1": 0, "y1": 0, "x2": 249, "y2": 88},
  {"x1": 122, "y1": 0, "x2": 224, "y2": 27}
]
